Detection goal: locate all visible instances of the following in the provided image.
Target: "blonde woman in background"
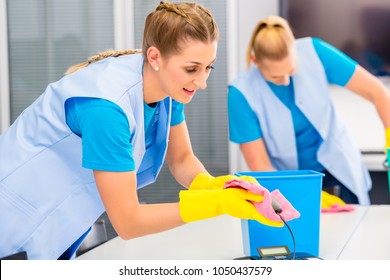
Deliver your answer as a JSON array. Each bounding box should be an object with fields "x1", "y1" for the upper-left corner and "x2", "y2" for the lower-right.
[
  {"x1": 0, "y1": 2, "x2": 282, "y2": 260},
  {"x1": 228, "y1": 16, "x2": 390, "y2": 206}
]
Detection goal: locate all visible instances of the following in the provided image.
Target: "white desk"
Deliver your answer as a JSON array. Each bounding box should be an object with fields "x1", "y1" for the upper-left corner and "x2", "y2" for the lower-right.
[
  {"x1": 325, "y1": 205, "x2": 390, "y2": 260},
  {"x1": 77, "y1": 205, "x2": 390, "y2": 260},
  {"x1": 77, "y1": 215, "x2": 244, "y2": 260}
]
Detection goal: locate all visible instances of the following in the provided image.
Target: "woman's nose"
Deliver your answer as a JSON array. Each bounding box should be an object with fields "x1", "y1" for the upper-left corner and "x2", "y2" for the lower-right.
[
  {"x1": 280, "y1": 75, "x2": 290, "y2": 86},
  {"x1": 193, "y1": 76, "x2": 207, "y2": 90}
]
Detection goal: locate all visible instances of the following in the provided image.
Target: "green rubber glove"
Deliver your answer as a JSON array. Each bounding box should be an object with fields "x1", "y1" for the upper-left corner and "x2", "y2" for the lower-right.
[
  {"x1": 179, "y1": 189, "x2": 283, "y2": 227},
  {"x1": 189, "y1": 173, "x2": 260, "y2": 190}
]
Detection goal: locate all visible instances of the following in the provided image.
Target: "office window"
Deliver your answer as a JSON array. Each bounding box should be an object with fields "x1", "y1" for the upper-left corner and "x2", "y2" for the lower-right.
[{"x1": 7, "y1": 0, "x2": 114, "y2": 121}]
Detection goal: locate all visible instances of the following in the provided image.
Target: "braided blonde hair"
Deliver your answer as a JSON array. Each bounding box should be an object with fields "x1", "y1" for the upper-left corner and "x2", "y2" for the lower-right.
[
  {"x1": 143, "y1": 1, "x2": 219, "y2": 58},
  {"x1": 65, "y1": 2, "x2": 218, "y2": 75},
  {"x1": 246, "y1": 16, "x2": 295, "y2": 68},
  {"x1": 65, "y1": 49, "x2": 141, "y2": 75}
]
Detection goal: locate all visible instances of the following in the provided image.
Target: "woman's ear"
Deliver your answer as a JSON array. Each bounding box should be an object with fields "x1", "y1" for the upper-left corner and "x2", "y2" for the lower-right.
[
  {"x1": 250, "y1": 53, "x2": 258, "y2": 67},
  {"x1": 146, "y1": 46, "x2": 161, "y2": 71}
]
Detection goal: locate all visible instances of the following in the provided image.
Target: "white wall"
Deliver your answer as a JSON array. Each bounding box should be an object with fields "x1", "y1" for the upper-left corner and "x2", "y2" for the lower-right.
[
  {"x1": 331, "y1": 83, "x2": 388, "y2": 171},
  {"x1": 228, "y1": 0, "x2": 280, "y2": 174},
  {"x1": 331, "y1": 84, "x2": 386, "y2": 151},
  {"x1": 231, "y1": 0, "x2": 280, "y2": 75}
]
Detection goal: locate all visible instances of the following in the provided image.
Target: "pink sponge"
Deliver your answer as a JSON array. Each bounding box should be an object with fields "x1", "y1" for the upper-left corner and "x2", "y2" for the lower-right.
[{"x1": 224, "y1": 179, "x2": 300, "y2": 222}]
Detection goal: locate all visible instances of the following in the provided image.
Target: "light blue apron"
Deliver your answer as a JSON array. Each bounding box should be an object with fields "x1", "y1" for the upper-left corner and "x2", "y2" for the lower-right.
[
  {"x1": 0, "y1": 53, "x2": 171, "y2": 259},
  {"x1": 230, "y1": 37, "x2": 371, "y2": 205}
]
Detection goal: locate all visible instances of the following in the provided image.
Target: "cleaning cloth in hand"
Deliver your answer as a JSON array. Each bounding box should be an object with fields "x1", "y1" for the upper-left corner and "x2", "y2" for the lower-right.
[
  {"x1": 321, "y1": 191, "x2": 355, "y2": 213},
  {"x1": 224, "y1": 179, "x2": 300, "y2": 222}
]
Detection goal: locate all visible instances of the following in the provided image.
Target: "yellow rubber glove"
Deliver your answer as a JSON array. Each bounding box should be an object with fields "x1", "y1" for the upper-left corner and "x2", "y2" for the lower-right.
[
  {"x1": 385, "y1": 127, "x2": 390, "y2": 153},
  {"x1": 321, "y1": 190, "x2": 354, "y2": 212},
  {"x1": 189, "y1": 173, "x2": 260, "y2": 191},
  {"x1": 179, "y1": 188, "x2": 283, "y2": 227},
  {"x1": 321, "y1": 191, "x2": 346, "y2": 209}
]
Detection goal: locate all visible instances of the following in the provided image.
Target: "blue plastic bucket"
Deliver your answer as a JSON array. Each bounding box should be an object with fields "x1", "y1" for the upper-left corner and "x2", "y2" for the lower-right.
[
  {"x1": 235, "y1": 170, "x2": 324, "y2": 257},
  {"x1": 387, "y1": 148, "x2": 390, "y2": 193}
]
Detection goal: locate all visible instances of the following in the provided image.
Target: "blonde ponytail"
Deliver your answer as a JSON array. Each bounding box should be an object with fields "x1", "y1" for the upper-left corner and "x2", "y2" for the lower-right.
[
  {"x1": 246, "y1": 21, "x2": 267, "y2": 68},
  {"x1": 246, "y1": 16, "x2": 295, "y2": 68}
]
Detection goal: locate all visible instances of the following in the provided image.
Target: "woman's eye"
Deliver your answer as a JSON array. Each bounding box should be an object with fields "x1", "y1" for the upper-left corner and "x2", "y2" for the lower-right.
[{"x1": 186, "y1": 65, "x2": 214, "y2": 73}]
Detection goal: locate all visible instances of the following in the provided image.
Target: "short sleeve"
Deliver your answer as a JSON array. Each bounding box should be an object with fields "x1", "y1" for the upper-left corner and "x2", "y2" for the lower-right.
[
  {"x1": 312, "y1": 37, "x2": 358, "y2": 86},
  {"x1": 65, "y1": 97, "x2": 135, "y2": 172},
  {"x1": 227, "y1": 86, "x2": 263, "y2": 144},
  {"x1": 171, "y1": 99, "x2": 185, "y2": 126}
]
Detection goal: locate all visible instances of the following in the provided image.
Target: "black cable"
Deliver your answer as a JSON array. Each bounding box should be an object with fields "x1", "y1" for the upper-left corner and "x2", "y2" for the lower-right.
[{"x1": 276, "y1": 213, "x2": 296, "y2": 260}]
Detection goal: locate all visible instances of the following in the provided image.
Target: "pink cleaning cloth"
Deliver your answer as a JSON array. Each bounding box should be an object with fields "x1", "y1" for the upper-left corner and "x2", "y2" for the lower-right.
[
  {"x1": 224, "y1": 179, "x2": 300, "y2": 222},
  {"x1": 321, "y1": 204, "x2": 355, "y2": 213}
]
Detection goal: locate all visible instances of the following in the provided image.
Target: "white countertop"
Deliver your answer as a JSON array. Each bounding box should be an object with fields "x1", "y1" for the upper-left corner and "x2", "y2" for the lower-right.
[{"x1": 77, "y1": 205, "x2": 390, "y2": 260}]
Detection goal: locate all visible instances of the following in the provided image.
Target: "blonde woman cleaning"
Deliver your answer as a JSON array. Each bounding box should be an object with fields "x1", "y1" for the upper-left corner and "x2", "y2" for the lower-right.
[
  {"x1": 0, "y1": 2, "x2": 284, "y2": 260},
  {"x1": 228, "y1": 16, "x2": 390, "y2": 206}
]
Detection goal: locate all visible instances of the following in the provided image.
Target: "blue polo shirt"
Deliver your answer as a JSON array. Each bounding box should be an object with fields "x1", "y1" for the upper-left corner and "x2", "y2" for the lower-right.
[{"x1": 65, "y1": 98, "x2": 184, "y2": 172}]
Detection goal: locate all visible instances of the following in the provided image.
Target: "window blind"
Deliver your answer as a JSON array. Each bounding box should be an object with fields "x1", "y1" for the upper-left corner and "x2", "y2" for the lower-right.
[{"x1": 7, "y1": 0, "x2": 114, "y2": 121}]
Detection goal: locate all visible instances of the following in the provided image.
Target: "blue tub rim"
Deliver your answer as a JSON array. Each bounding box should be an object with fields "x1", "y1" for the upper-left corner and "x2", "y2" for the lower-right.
[{"x1": 235, "y1": 170, "x2": 325, "y2": 180}]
